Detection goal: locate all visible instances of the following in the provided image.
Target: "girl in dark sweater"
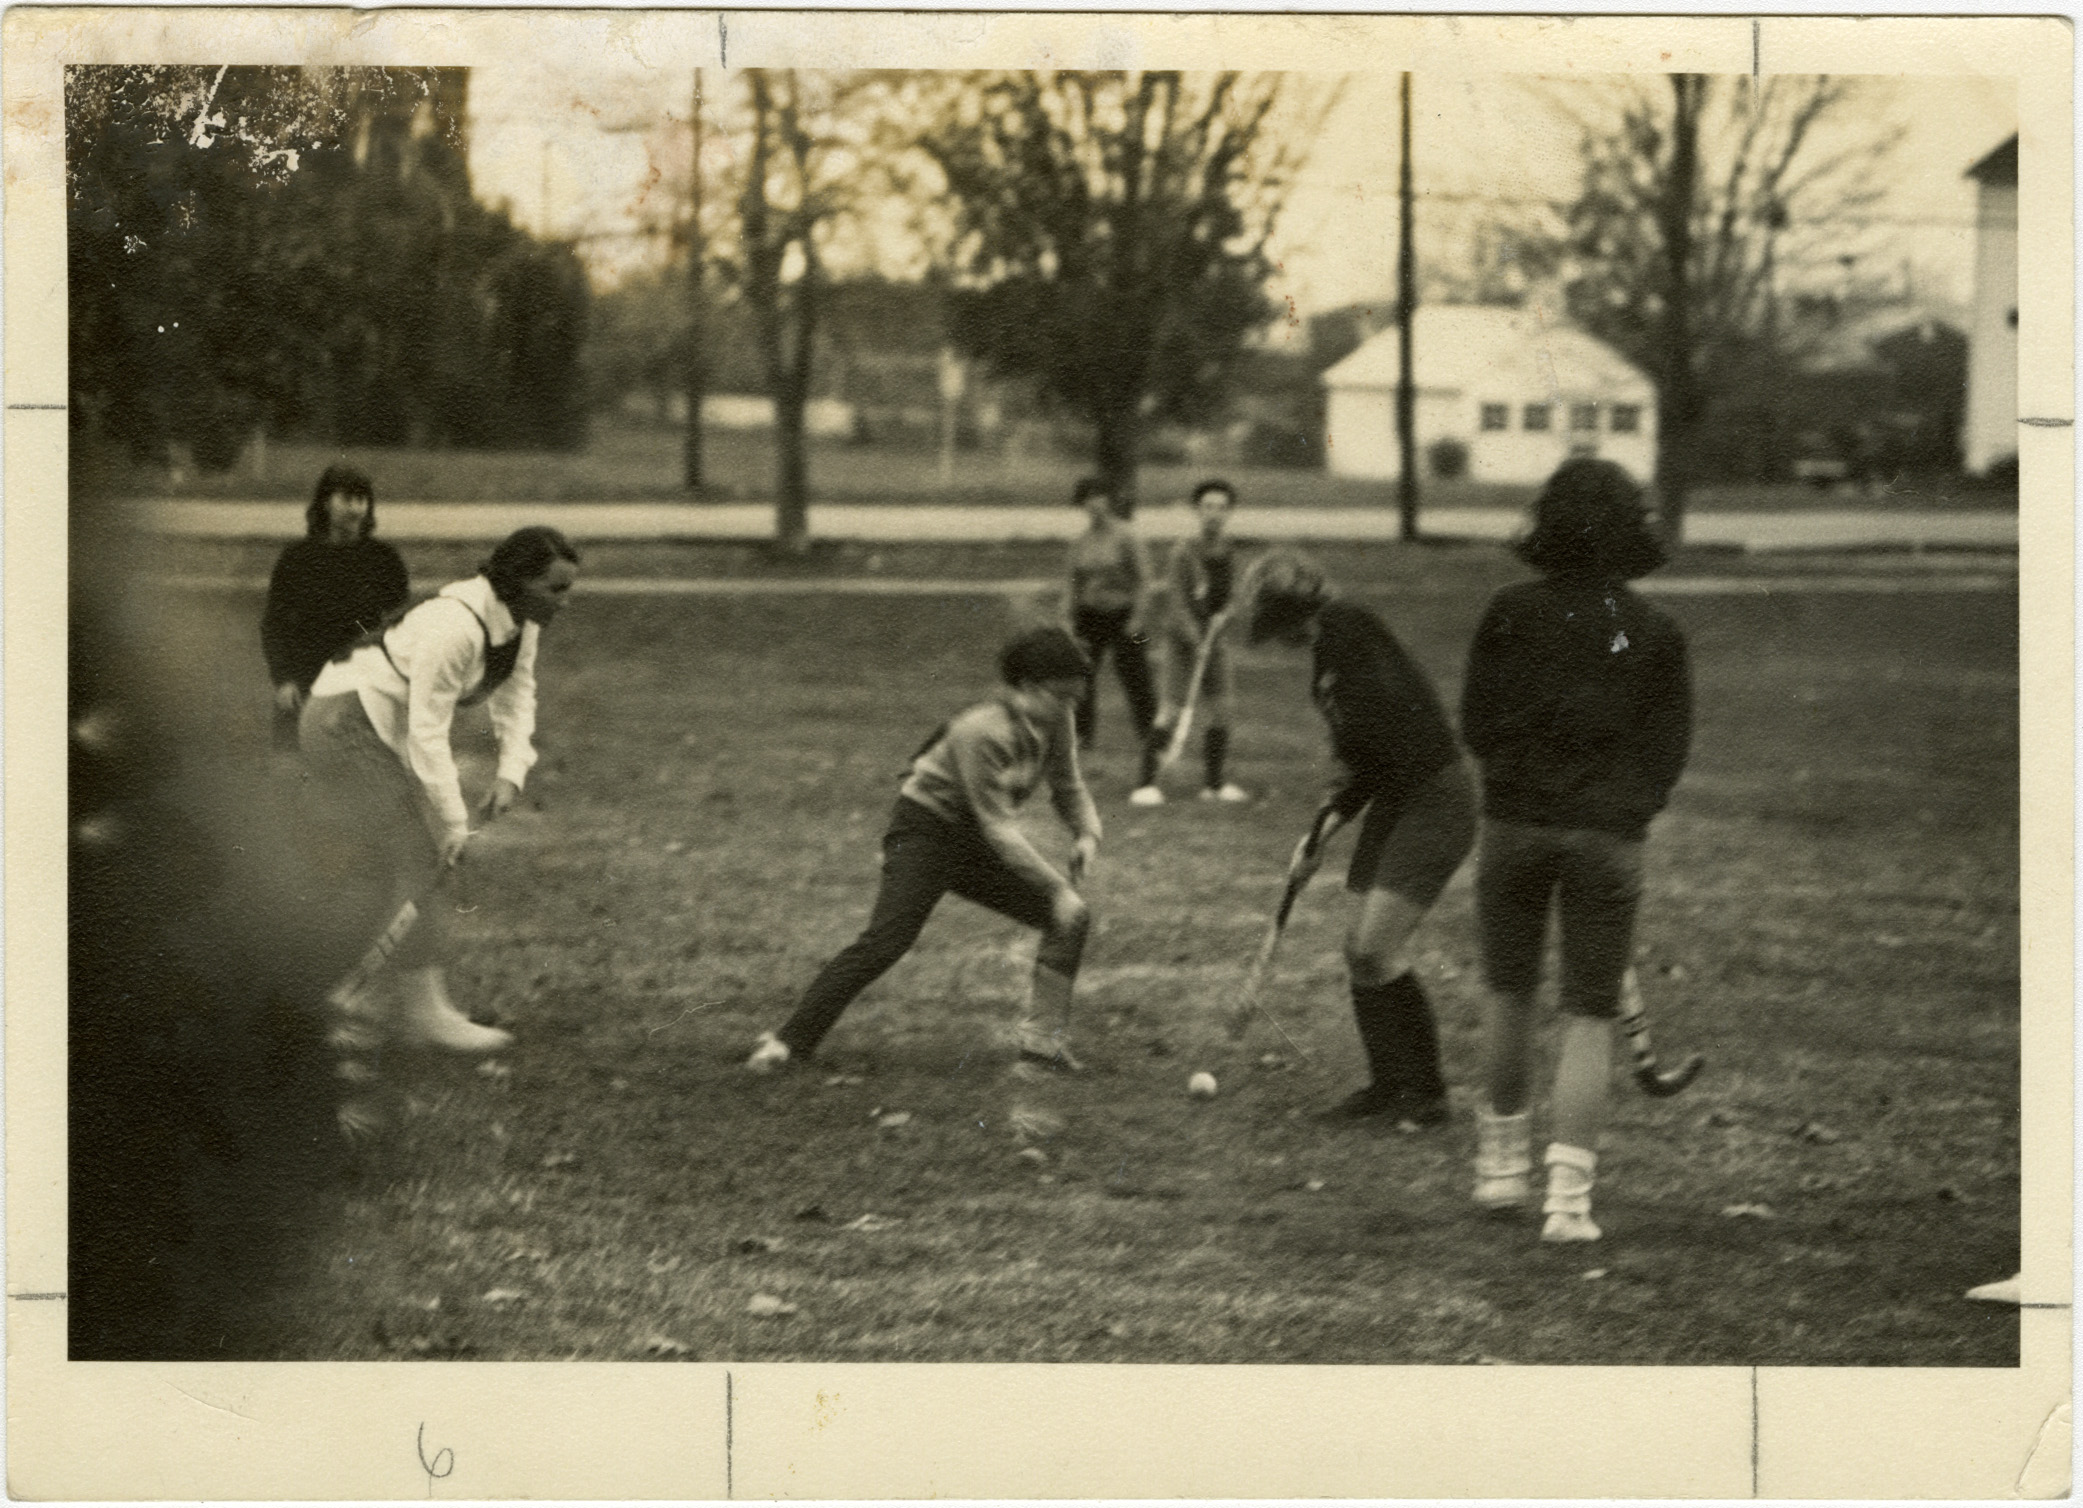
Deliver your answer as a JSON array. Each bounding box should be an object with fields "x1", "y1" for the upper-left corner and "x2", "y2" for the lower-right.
[
  {"x1": 1246, "y1": 553, "x2": 1477, "y2": 1128},
  {"x1": 1460, "y1": 458, "x2": 1693, "y2": 1242},
  {"x1": 260, "y1": 465, "x2": 410, "y2": 749}
]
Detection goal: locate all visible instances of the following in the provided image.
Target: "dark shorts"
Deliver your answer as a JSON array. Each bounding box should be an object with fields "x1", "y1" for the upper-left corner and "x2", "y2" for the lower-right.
[
  {"x1": 1475, "y1": 818, "x2": 1644, "y2": 1018},
  {"x1": 1346, "y1": 758, "x2": 1477, "y2": 905}
]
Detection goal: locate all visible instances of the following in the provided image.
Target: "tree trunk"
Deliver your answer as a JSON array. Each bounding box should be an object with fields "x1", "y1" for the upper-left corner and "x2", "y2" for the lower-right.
[
  {"x1": 682, "y1": 67, "x2": 707, "y2": 495},
  {"x1": 771, "y1": 267, "x2": 819, "y2": 555},
  {"x1": 773, "y1": 383, "x2": 809, "y2": 553},
  {"x1": 1093, "y1": 405, "x2": 1140, "y2": 518},
  {"x1": 1654, "y1": 75, "x2": 1705, "y2": 544}
]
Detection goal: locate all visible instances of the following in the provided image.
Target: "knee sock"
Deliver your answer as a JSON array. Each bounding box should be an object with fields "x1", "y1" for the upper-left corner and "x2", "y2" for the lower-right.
[
  {"x1": 1474, "y1": 1108, "x2": 1533, "y2": 1206},
  {"x1": 1545, "y1": 1143, "x2": 1597, "y2": 1207},
  {"x1": 1350, "y1": 980, "x2": 1402, "y2": 1091},
  {"x1": 1379, "y1": 971, "x2": 1448, "y2": 1102},
  {"x1": 1136, "y1": 733, "x2": 1161, "y2": 788},
  {"x1": 1203, "y1": 726, "x2": 1229, "y2": 789}
]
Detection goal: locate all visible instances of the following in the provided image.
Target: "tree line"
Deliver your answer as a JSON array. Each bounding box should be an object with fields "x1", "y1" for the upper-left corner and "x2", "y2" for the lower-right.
[
  {"x1": 73, "y1": 65, "x2": 1915, "y2": 545},
  {"x1": 67, "y1": 66, "x2": 588, "y2": 472}
]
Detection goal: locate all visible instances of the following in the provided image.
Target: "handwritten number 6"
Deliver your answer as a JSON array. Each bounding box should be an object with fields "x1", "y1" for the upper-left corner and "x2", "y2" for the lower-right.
[{"x1": 418, "y1": 1422, "x2": 455, "y2": 1487}]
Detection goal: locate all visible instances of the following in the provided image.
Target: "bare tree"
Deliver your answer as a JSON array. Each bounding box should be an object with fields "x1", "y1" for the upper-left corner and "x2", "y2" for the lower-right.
[
  {"x1": 1550, "y1": 74, "x2": 1897, "y2": 538},
  {"x1": 922, "y1": 72, "x2": 1330, "y2": 512},
  {"x1": 704, "y1": 70, "x2": 903, "y2": 551}
]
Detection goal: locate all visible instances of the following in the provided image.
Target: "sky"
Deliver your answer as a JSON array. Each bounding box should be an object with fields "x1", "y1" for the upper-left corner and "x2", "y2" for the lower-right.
[{"x1": 466, "y1": 67, "x2": 2016, "y2": 326}]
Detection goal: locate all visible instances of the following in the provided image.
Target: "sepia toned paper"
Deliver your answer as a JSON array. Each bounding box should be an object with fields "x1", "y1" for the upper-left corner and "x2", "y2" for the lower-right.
[{"x1": 6, "y1": 8, "x2": 2070, "y2": 1500}]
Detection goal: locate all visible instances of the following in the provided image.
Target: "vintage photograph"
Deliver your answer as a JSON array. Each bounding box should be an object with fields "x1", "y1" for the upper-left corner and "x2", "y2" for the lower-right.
[
  {"x1": 18, "y1": 11, "x2": 2065, "y2": 1495},
  {"x1": 62, "y1": 52, "x2": 2026, "y2": 1369}
]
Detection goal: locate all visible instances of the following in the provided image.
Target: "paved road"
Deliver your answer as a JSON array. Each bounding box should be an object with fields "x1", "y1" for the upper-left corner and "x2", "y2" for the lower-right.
[{"x1": 134, "y1": 499, "x2": 2018, "y2": 552}]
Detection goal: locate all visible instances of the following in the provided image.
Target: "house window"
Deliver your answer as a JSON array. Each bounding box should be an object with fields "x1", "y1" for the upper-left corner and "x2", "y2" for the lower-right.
[
  {"x1": 1609, "y1": 404, "x2": 1641, "y2": 434},
  {"x1": 1570, "y1": 403, "x2": 1599, "y2": 432},
  {"x1": 1522, "y1": 403, "x2": 1551, "y2": 432},
  {"x1": 1479, "y1": 403, "x2": 1509, "y2": 432}
]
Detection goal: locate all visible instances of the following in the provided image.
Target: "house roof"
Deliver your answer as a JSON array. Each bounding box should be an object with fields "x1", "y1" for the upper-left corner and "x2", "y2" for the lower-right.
[
  {"x1": 1966, "y1": 134, "x2": 2017, "y2": 187},
  {"x1": 1321, "y1": 304, "x2": 1652, "y2": 398}
]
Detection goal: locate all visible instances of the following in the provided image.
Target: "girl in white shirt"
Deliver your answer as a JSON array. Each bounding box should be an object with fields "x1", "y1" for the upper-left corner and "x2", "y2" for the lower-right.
[{"x1": 303, "y1": 526, "x2": 579, "y2": 1060}]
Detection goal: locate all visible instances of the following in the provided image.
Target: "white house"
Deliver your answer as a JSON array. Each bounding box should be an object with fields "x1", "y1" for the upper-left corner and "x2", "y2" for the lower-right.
[
  {"x1": 1962, "y1": 134, "x2": 2017, "y2": 476},
  {"x1": 1321, "y1": 304, "x2": 1657, "y2": 485}
]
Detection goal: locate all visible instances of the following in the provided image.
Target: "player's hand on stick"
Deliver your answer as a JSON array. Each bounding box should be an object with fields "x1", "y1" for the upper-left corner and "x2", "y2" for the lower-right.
[
  {"x1": 1048, "y1": 882, "x2": 1088, "y2": 935},
  {"x1": 1068, "y1": 834, "x2": 1099, "y2": 887},
  {"x1": 480, "y1": 777, "x2": 521, "y2": 824},
  {"x1": 272, "y1": 681, "x2": 304, "y2": 714}
]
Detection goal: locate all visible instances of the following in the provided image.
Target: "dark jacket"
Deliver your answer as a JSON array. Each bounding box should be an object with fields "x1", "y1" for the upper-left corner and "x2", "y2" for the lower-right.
[
  {"x1": 1312, "y1": 600, "x2": 1461, "y2": 821},
  {"x1": 1460, "y1": 577, "x2": 1692, "y2": 839},
  {"x1": 260, "y1": 537, "x2": 410, "y2": 693}
]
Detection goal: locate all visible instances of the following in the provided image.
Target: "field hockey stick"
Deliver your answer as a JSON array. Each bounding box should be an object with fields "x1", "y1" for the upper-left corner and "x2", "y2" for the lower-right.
[
  {"x1": 321, "y1": 836, "x2": 471, "y2": 1018},
  {"x1": 1155, "y1": 608, "x2": 1233, "y2": 774},
  {"x1": 324, "y1": 898, "x2": 422, "y2": 1019},
  {"x1": 1223, "y1": 821, "x2": 1332, "y2": 1057},
  {"x1": 1619, "y1": 965, "x2": 1704, "y2": 1097}
]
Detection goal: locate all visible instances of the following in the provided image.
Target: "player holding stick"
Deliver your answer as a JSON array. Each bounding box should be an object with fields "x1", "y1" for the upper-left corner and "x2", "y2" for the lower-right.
[
  {"x1": 301, "y1": 526, "x2": 580, "y2": 1069},
  {"x1": 1146, "y1": 479, "x2": 1251, "y2": 804},
  {"x1": 1460, "y1": 458, "x2": 1693, "y2": 1242},
  {"x1": 745, "y1": 627, "x2": 1102, "y2": 1074},
  {"x1": 1244, "y1": 554, "x2": 1477, "y2": 1128}
]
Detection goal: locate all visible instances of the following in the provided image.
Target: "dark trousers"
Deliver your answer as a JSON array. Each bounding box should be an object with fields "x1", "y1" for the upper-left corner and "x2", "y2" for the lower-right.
[
  {"x1": 1070, "y1": 605, "x2": 1158, "y2": 750},
  {"x1": 777, "y1": 799, "x2": 1069, "y2": 1057}
]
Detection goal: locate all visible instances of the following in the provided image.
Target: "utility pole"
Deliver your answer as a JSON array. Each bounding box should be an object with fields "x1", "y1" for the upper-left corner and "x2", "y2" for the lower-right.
[
  {"x1": 682, "y1": 68, "x2": 708, "y2": 495},
  {"x1": 1395, "y1": 72, "x2": 1419, "y2": 541}
]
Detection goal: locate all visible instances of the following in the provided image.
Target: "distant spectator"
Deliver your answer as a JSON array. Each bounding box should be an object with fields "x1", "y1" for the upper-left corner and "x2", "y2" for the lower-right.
[
  {"x1": 1151, "y1": 478, "x2": 1251, "y2": 803},
  {"x1": 260, "y1": 465, "x2": 410, "y2": 750},
  {"x1": 1062, "y1": 476, "x2": 1163, "y2": 801}
]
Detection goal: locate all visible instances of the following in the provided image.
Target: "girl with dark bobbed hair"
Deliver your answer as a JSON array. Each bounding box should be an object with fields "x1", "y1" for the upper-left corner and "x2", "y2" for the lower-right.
[
  {"x1": 1460, "y1": 458, "x2": 1693, "y2": 1243},
  {"x1": 260, "y1": 464, "x2": 409, "y2": 749},
  {"x1": 300, "y1": 526, "x2": 580, "y2": 1091},
  {"x1": 747, "y1": 625, "x2": 1103, "y2": 1074},
  {"x1": 1511, "y1": 455, "x2": 1670, "y2": 584}
]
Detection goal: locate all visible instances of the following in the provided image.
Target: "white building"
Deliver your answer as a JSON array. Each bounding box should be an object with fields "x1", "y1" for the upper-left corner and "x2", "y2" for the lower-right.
[
  {"x1": 1321, "y1": 304, "x2": 1657, "y2": 485},
  {"x1": 1962, "y1": 135, "x2": 2017, "y2": 476}
]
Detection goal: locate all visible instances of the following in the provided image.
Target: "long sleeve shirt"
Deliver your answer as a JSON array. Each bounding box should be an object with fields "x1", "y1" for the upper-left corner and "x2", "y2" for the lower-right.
[
  {"x1": 900, "y1": 693, "x2": 1102, "y2": 850},
  {"x1": 1162, "y1": 535, "x2": 1241, "y2": 638},
  {"x1": 308, "y1": 574, "x2": 540, "y2": 849},
  {"x1": 1065, "y1": 524, "x2": 1149, "y2": 615},
  {"x1": 259, "y1": 536, "x2": 410, "y2": 693},
  {"x1": 1311, "y1": 600, "x2": 1461, "y2": 821},
  {"x1": 1459, "y1": 577, "x2": 1693, "y2": 839}
]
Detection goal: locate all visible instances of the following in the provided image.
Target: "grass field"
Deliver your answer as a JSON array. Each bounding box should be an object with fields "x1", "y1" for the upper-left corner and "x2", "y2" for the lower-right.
[
  {"x1": 119, "y1": 420, "x2": 2014, "y2": 513},
  {"x1": 139, "y1": 541, "x2": 2019, "y2": 1365}
]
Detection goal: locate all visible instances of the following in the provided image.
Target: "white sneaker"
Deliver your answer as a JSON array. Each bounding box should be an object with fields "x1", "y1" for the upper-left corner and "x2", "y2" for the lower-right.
[
  {"x1": 1199, "y1": 783, "x2": 1251, "y2": 803},
  {"x1": 745, "y1": 1032, "x2": 792, "y2": 1074},
  {"x1": 1965, "y1": 1273, "x2": 2022, "y2": 1304},
  {"x1": 1541, "y1": 1210, "x2": 1603, "y2": 1243},
  {"x1": 1128, "y1": 785, "x2": 1165, "y2": 807}
]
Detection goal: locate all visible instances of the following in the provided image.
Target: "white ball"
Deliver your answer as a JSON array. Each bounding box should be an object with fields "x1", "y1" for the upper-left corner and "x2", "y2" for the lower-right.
[{"x1": 1187, "y1": 1071, "x2": 1219, "y2": 1099}]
